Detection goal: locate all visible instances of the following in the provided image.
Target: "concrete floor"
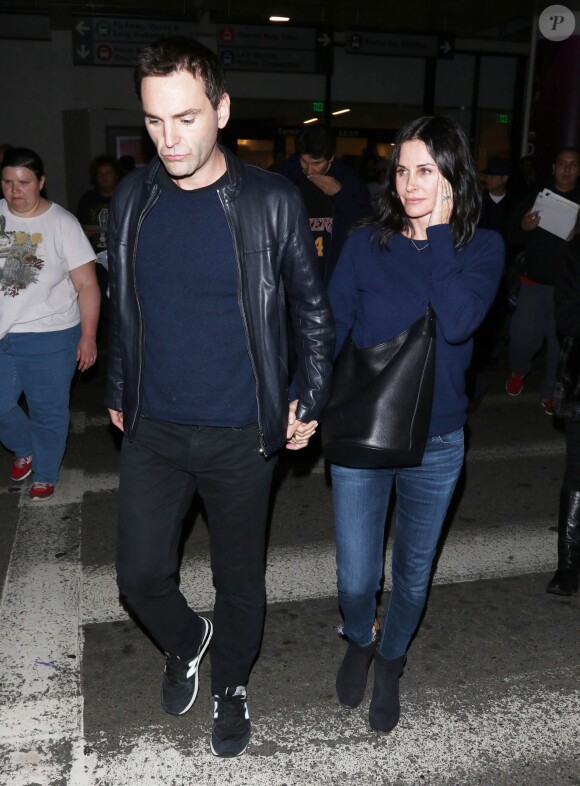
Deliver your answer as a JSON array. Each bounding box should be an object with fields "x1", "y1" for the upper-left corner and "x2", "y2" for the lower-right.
[{"x1": 0, "y1": 343, "x2": 579, "y2": 786}]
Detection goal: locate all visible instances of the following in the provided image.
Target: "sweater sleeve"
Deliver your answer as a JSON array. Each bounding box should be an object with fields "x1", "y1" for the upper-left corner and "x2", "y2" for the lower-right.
[
  {"x1": 427, "y1": 225, "x2": 504, "y2": 344},
  {"x1": 326, "y1": 232, "x2": 360, "y2": 357}
]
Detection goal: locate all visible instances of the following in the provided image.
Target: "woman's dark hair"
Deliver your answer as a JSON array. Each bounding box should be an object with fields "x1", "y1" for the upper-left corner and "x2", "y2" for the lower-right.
[
  {"x1": 134, "y1": 36, "x2": 226, "y2": 109},
  {"x1": 367, "y1": 116, "x2": 481, "y2": 249},
  {"x1": 1, "y1": 147, "x2": 45, "y2": 181}
]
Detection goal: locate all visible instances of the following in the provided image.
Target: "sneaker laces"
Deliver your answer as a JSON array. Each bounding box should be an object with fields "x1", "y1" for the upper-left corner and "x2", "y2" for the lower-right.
[
  {"x1": 14, "y1": 455, "x2": 32, "y2": 468},
  {"x1": 31, "y1": 482, "x2": 52, "y2": 490},
  {"x1": 213, "y1": 687, "x2": 248, "y2": 724},
  {"x1": 164, "y1": 653, "x2": 196, "y2": 684}
]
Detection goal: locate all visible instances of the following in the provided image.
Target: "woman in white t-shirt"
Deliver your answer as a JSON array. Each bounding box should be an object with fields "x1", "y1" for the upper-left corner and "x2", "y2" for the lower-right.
[{"x1": 0, "y1": 148, "x2": 100, "y2": 500}]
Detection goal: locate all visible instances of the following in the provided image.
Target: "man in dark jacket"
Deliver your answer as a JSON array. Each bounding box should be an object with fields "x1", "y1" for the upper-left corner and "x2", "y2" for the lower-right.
[
  {"x1": 279, "y1": 125, "x2": 372, "y2": 282},
  {"x1": 105, "y1": 37, "x2": 334, "y2": 759},
  {"x1": 505, "y1": 147, "x2": 580, "y2": 413}
]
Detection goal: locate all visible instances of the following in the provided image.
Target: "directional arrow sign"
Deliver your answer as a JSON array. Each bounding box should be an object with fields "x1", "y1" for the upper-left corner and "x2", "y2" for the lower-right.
[
  {"x1": 437, "y1": 33, "x2": 455, "y2": 59},
  {"x1": 217, "y1": 23, "x2": 333, "y2": 74},
  {"x1": 346, "y1": 29, "x2": 455, "y2": 59},
  {"x1": 71, "y1": 15, "x2": 196, "y2": 66}
]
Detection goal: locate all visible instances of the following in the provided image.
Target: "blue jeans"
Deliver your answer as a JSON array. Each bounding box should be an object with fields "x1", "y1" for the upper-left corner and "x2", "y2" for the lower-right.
[
  {"x1": 0, "y1": 326, "x2": 80, "y2": 484},
  {"x1": 331, "y1": 428, "x2": 464, "y2": 660}
]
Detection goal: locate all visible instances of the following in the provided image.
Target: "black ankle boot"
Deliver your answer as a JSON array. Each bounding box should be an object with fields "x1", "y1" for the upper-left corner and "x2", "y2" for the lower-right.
[
  {"x1": 368, "y1": 651, "x2": 406, "y2": 732},
  {"x1": 546, "y1": 489, "x2": 580, "y2": 596},
  {"x1": 336, "y1": 640, "x2": 376, "y2": 708}
]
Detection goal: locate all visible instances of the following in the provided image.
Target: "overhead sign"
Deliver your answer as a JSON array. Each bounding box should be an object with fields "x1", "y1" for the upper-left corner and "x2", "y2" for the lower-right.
[
  {"x1": 346, "y1": 30, "x2": 455, "y2": 59},
  {"x1": 217, "y1": 24, "x2": 333, "y2": 74},
  {"x1": 72, "y1": 16, "x2": 197, "y2": 66}
]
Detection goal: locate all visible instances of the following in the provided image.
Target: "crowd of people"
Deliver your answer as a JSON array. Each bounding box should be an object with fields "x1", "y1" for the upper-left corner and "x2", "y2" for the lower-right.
[{"x1": 1, "y1": 34, "x2": 578, "y2": 760}]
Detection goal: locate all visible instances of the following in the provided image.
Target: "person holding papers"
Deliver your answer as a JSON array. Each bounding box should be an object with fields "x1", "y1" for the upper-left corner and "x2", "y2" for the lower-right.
[{"x1": 505, "y1": 148, "x2": 580, "y2": 413}]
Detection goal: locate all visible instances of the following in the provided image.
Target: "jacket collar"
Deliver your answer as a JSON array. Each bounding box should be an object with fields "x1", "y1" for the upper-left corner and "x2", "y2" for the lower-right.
[{"x1": 143, "y1": 144, "x2": 243, "y2": 197}]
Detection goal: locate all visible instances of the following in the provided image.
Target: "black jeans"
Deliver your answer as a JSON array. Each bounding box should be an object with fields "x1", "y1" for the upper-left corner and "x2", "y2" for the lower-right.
[{"x1": 116, "y1": 416, "x2": 275, "y2": 694}]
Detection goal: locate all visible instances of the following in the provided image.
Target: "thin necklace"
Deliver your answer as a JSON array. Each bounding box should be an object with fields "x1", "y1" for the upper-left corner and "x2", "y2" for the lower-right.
[{"x1": 409, "y1": 238, "x2": 429, "y2": 252}]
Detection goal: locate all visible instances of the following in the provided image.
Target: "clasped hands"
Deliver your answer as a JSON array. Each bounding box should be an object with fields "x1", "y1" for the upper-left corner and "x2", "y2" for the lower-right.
[{"x1": 286, "y1": 399, "x2": 318, "y2": 451}]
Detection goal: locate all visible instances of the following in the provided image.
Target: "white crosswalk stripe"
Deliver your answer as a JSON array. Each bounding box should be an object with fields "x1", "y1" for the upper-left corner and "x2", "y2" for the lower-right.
[
  {"x1": 81, "y1": 518, "x2": 558, "y2": 624},
  {"x1": 0, "y1": 411, "x2": 576, "y2": 786},
  {"x1": 72, "y1": 676, "x2": 578, "y2": 786}
]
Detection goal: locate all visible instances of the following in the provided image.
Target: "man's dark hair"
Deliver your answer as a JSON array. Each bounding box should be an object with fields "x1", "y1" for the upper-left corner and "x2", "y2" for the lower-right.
[
  {"x1": 89, "y1": 155, "x2": 121, "y2": 185},
  {"x1": 367, "y1": 115, "x2": 481, "y2": 249},
  {"x1": 295, "y1": 125, "x2": 335, "y2": 160},
  {"x1": 134, "y1": 37, "x2": 226, "y2": 109},
  {"x1": 554, "y1": 147, "x2": 580, "y2": 161}
]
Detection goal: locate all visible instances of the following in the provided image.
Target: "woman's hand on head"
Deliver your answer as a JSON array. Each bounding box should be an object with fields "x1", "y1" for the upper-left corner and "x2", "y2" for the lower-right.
[{"x1": 428, "y1": 176, "x2": 454, "y2": 228}]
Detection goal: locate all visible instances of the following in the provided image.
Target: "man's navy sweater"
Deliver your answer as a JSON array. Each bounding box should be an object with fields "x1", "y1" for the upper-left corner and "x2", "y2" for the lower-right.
[{"x1": 136, "y1": 170, "x2": 257, "y2": 427}]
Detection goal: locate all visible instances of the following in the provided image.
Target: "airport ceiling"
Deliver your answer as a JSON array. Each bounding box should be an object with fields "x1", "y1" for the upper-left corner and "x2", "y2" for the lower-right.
[{"x1": 0, "y1": 0, "x2": 558, "y2": 41}]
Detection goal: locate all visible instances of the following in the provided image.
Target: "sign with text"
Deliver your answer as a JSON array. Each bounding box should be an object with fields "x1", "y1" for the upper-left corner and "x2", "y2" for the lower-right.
[
  {"x1": 72, "y1": 16, "x2": 196, "y2": 66},
  {"x1": 217, "y1": 24, "x2": 333, "y2": 73},
  {"x1": 346, "y1": 30, "x2": 454, "y2": 59}
]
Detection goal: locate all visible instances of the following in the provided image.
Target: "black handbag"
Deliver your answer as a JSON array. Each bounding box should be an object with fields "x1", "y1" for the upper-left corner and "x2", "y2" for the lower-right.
[{"x1": 321, "y1": 307, "x2": 436, "y2": 468}]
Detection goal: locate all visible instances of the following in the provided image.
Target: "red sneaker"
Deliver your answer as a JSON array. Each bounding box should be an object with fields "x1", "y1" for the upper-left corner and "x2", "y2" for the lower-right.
[
  {"x1": 29, "y1": 482, "x2": 55, "y2": 500},
  {"x1": 10, "y1": 454, "x2": 33, "y2": 481},
  {"x1": 541, "y1": 398, "x2": 554, "y2": 415},
  {"x1": 506, "y1": 372, "x2": 525, "y2": 396}
]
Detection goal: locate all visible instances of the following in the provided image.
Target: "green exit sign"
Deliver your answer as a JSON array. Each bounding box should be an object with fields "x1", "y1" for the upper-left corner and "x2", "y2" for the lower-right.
[
  {"x1": 312, "y1": 101, "x2": 325, "y2": 112},
  {"x1": 496, "y1": 113, "x2": 511, "y2": 125}
]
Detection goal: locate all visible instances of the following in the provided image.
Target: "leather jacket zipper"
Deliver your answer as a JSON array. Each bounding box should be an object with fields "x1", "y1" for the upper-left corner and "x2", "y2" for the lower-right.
[
  {"x1": 217, "y1": 188, "x2": 267, "y2": 456},
  {"x1": 129, "y1": 182, "x2": 160, "y2": 438}
]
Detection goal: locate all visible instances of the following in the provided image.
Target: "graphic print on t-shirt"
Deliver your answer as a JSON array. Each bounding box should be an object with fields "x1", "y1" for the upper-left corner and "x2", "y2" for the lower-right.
[
  {"x1": 0, "y1": 216, "x2": 44, "y2": 298},
  {"x1": 309, "y1": 216, "x2": 333, "y2": 260}
]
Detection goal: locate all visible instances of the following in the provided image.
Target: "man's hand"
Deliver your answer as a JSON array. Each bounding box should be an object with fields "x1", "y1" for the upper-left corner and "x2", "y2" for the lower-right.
[
  {"x1": 108, "y1": 408, "x2": 124, "y2": 432},
  {"x1": 521, "y1": 208, "x2": 541, "y2": 231},
  {"x1": 307, "y1": 174, "x2": 342, "y2": 197},
  {"x1": 286, "y1": 399, "x2": 318, "y2": 450}
]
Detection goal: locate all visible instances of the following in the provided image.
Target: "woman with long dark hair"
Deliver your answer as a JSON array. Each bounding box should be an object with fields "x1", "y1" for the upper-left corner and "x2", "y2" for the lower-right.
[{"x1": 327, "y1": 116, "x2": 504, "y2": 731}]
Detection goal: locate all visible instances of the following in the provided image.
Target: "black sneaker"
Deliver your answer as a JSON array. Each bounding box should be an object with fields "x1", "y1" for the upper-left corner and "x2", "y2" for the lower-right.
[
  {"x1": 161, "y1": 617, "x2": 213, "y2": 715},
  {"x1": 210, "y1": 686, "x2": 250, "y2": 757}
]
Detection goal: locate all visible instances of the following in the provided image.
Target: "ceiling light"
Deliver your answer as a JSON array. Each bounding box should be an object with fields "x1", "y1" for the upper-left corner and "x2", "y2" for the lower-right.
[
  {"x1": 303, "y1": 118, "x2": 319, "y2": 124},
  {"x1": 332, "y1": 108, "x2": 351, "y2": 116},
  {"x1": 270, "y1": 16, "x2": 290, "y2": 22}
]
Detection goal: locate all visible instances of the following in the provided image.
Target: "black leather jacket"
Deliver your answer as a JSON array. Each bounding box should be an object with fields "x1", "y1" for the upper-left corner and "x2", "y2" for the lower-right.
[{"x1": 104, "y1": 147, "x2": 335, "y2": 457}]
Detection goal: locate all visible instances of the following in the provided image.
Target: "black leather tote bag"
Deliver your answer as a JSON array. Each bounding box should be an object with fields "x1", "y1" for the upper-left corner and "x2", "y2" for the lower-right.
[{"x1": 321, "y1": 307, "x2": 436, "y2": 468}]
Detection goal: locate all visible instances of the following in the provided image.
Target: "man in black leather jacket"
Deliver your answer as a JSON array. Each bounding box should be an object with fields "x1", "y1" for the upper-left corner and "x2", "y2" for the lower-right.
[{"x1": 105, "y1": 37, "x2": 334, "y2": 758}]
